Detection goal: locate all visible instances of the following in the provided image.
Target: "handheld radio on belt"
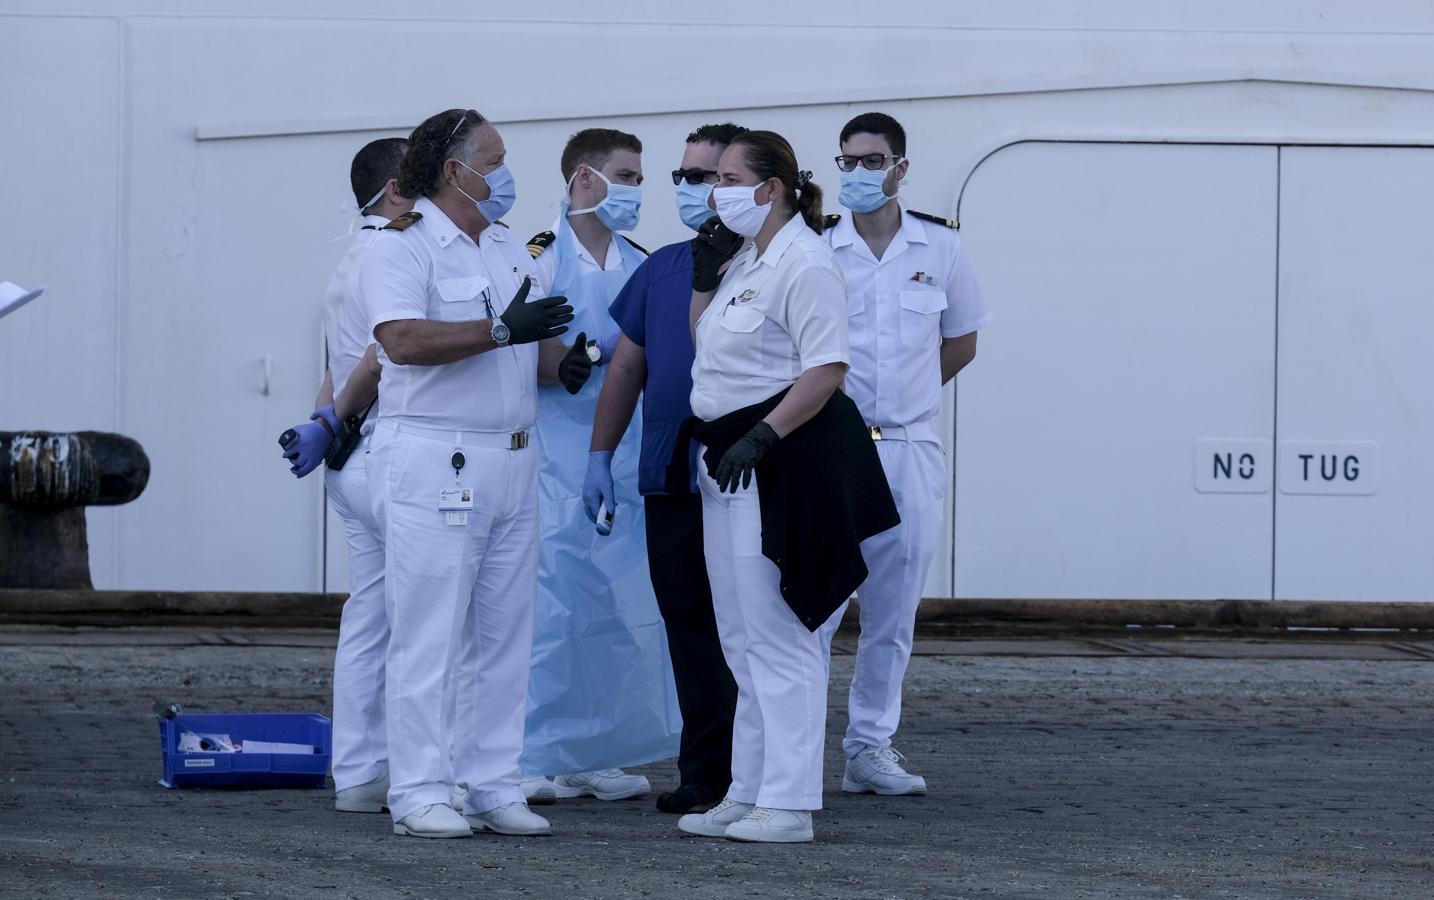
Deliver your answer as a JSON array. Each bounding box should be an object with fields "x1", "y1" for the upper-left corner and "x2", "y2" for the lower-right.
[
  {"x1": 274, "y1": 398, "x2": 377, "y2": 471},
  {"x1": 322, "y1": 399, "x2": 377, "y2": 471}
]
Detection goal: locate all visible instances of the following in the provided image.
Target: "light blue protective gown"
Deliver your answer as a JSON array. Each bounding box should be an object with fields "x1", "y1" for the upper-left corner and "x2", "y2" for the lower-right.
[{"x1": 521, "y1": 216, "x2": 682, "y2": 775}]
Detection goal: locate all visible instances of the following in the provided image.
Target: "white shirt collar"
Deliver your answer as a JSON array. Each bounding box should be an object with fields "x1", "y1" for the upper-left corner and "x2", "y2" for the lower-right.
[
  {"x1": 360, "y1": 213, "x2": 390, "y2": 230},
  {"x1": 828, "y1": 201, "x2": 927, "y2": 251},
  {"x1": 755, "y1": 212, "x2": 809, "y2": 269},
  {"x1": 414, "y1": 196, "x2": 505, "y2": 248}
]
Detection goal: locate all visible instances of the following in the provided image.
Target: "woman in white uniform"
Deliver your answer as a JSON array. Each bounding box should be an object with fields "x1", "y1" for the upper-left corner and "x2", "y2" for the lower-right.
[{"x1": 675, "y1": 131, "x2": 899, "y2": 844}]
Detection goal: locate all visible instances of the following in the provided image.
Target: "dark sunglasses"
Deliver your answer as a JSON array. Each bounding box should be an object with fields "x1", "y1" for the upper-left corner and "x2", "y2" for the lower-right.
[{"x1": 671, "y1": 168, "x2": 720, "y2": 186}]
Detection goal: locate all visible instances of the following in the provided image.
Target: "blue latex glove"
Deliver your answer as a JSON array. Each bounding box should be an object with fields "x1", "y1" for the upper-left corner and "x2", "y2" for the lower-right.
[
  {"x1": 582, "y1": 450, "x2": 616, "y2": 535},
  {"x1": 595, "y1": 331, "x2": 620, "y2": 366},
  {"x1": 282, "y1": 404, "x2": 339, "y2": 478}
]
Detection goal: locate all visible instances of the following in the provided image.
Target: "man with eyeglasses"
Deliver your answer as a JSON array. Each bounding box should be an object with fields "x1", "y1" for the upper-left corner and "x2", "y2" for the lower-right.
[
  {"x1": 824, "y1": 111, "x2": 991, "y2": 797},
  {"x1": 584, "y1": 122, "x2": 748, "y2": 815},
  {"x1": 360, "y1": 108, "x2": 591, "y2": 839}
]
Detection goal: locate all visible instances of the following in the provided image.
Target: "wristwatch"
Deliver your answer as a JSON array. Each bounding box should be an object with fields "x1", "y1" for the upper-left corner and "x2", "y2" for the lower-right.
[{"x1": 491, "y1": 319, "x2": 511, "y2": 347}]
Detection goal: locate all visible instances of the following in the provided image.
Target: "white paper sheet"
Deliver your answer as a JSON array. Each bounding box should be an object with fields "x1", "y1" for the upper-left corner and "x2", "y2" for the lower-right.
[{"x1": 0, "y1": 282, "x2": 45, "y2": 320}]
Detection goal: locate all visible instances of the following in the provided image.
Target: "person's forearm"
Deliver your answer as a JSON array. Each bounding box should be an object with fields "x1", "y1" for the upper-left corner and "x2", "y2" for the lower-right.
[
  {"x1": 690, "y1": 288, "x2": 717, "y2": 344},
  {"x1": 590, "y1": 342, "x2": 647, "y2": 451},
  {"x1": 314, "y1": 369, "x2": 334, "y2": 410},
  {"x1": 940, "y1": 332, "x2": 978, "y2": 383},
  {"x1": 762, "y1": 362, "x2": 847, "y2": 438},
  {"x1": 334, "y1": 345, "x2": 381, "y2": 419},
  {"x1": 374, "y1": 318, "x2": 498, "y2": 367}
]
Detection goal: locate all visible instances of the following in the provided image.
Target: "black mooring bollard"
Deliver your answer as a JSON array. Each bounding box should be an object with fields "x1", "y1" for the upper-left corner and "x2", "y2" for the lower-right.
[{"x1": 0, "y1": 432, "x2": 150, "y2": 589}]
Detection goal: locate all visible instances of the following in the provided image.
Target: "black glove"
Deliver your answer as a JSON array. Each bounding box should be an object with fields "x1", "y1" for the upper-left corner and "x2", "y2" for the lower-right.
[
  {"x1": 557, "y1": 331, "x2": 593, "y2": 395},
  {"x1": 500, "y1": 277, "x2": 574, "y2": 344},
  {"x1": 691, "y1": 216, "x2": 743, "y2": 292},
  {"x1": 714, "y1": 421, "x2": 779, "y2": 493}
]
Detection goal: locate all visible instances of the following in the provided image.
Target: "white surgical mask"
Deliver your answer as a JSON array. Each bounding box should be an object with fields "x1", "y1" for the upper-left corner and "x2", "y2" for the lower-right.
[{"x1": 713, "y1": 184, "x2": 773, "y2": 237}]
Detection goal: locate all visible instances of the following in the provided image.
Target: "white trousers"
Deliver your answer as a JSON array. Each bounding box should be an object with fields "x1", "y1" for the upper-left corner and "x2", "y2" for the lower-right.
[
  {"x1": 325, "y1": 440, "x2": 389, "y2": 791},
  {"x1": 367, "y1": 422, "x2": 538, "y2": 822},
  {"x1": 843, "y1": 438, "x2": 946, "y2": 757},
  {"x1": 698, "y1": 457, "x2": 838, "y2": 811}
]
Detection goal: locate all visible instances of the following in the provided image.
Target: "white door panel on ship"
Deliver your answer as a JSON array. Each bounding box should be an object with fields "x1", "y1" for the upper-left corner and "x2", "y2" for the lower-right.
[
  {"x1": 1275, "y1": 147, "x2": 1434, "y2": 601},
  {"x1": 118, "y1": 136, "x2": 339, "y2": 590},
  {"x1": 955, "y1": 142, "x2": 1277, "y2": 600}
]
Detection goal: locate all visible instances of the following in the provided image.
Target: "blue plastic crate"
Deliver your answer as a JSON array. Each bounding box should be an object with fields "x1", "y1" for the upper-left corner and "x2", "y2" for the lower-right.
[{"x1": 157, "y1": 712, "x2": 332, "y2": 789}]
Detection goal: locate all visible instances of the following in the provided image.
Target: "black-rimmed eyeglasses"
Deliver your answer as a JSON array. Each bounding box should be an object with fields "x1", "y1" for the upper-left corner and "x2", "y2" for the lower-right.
[{"x1": 835, "y1": 154, "x2": 903, "y2": 172}]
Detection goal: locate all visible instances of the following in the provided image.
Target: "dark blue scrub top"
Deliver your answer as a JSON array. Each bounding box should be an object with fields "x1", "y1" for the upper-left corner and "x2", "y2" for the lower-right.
[{"x1": 608, "y1": 240, "x2": 699, "y2": 495}]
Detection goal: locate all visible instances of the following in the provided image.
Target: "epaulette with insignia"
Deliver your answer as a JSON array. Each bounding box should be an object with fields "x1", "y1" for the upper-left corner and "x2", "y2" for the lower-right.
[
  {"x1": 382, "y1": 211, "x2": 423, "y2": 231},
  {"x1": 621, "y1": 236, "x2": 650, "y2": 257},
  {"x1": 526, "y1": 230, "x2": 555, "y2": 258},
  {"x1": 907, "y1": 209, "x2": 958, "y2": 229},
  {"x1": 822, "y1": 213, "x2": 842, "y2": 232}
]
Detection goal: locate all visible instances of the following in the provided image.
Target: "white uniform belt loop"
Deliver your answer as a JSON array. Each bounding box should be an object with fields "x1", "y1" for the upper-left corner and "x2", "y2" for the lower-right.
[
  {"x1": 869, "y1": 420, "x2": 939, "y2": 443},
  {"x1": 385, "y1": 419, "x2": 531, "y2": 450}
]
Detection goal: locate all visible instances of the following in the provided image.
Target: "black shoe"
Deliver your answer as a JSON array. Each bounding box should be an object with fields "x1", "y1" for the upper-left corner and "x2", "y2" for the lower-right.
[{"x1": 655, "y1": 783, "x2": 725, "y2": 814}]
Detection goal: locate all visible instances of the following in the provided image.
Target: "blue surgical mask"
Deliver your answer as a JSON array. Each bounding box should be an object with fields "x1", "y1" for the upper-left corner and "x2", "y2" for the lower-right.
[
  {"x1": 675, "y1": 180, "x2": 716, "y2": 232},
  {"x1": 839, "y1": 164, "x2": 899, "y2": 213},
  {"x1": 568, "y1": 165, "x2": 642, "y2": 232},
  {"x1": 455, "y1": 160, "x2": 517, "y2": 223}
]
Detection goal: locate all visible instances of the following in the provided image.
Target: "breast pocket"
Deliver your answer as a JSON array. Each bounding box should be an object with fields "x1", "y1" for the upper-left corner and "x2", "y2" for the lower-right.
[
  {"x1": 898, "y1": 289, "x2": 947, "y2": 348},
  {"x1": 719, "y1": 304, "x2": 765, "y2": 334},
  {"x1": 434, "y1": 276, "x2": 491, "y2": 323}
]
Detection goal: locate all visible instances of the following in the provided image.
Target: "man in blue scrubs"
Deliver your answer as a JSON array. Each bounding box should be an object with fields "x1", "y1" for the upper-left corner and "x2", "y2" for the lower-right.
[{"x1": 585, "y1": 123, "x2": 748, "y2": 814}]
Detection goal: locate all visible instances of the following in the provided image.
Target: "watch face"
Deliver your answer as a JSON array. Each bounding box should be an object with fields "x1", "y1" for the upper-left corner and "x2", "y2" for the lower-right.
[{"x1": 492, "y1": 322, "x2": 510, "y2": 343}]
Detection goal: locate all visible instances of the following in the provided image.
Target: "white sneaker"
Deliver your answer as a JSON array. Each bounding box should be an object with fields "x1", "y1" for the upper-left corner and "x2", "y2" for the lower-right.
[
  {"x1": 676, "y1": 796, "x2": 755, "y2": 838},
  {"x1": 842, "y1": 746, "x2": 927, "y2": 796},
  {"x1": 522, "y1": 775, "x2": 558, "y2": 805},
  {"x1": 465, "y1": 802, "x2": 552, "y2": 836},
  {"x1": 334, "y1": 773, "x2": 389, "y2": 813},
  {"x1": 724, "y1": 807, "x2": 814, "y2": 843},
  {"x1": 392, "y1": 802, "x2": 471, "y2": 839},
  {"x1": 551, "y1": 769, "x2": 650, "y2": 801}
]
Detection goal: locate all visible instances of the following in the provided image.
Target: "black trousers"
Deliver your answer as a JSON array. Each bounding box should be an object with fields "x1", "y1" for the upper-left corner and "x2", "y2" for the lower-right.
[{"x1": 644, "y1": 492, "x2": 737, "y2": 792}]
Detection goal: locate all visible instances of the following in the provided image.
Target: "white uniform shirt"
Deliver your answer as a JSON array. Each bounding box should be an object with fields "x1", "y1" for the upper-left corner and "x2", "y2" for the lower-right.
[
  {"x1": 326, "y1": 214, "x2": 387, "y2": 411},
  {"x1": 827, "y1": 205, "x2": 991, "y2": 429},
  {"x1": 531, "y1": 218, "x2": 625, "y2": 286},
  {"x1": 690, "y1": 213, "x2": 849, "y2": 421},
  {"x1": 359, "y1": 196, "x2": 540, "y2": 432}
]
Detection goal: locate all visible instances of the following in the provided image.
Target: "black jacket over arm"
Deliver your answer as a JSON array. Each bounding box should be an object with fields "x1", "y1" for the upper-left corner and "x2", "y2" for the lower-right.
[{"x1": 669, "y1": 388, "x2": 901, "y2": 631}]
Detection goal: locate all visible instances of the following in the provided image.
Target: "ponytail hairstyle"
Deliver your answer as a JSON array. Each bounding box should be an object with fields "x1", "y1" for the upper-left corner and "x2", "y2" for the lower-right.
[
  {"x1": 728, "y1": 130, "x2": 826, "y2": 233},
  {"x1": 398, "y1": 108, "x2": 485, "y2": 199}
]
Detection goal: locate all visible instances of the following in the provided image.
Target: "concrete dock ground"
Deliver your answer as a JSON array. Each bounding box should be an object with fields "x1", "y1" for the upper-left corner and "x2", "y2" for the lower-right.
[{"x1": 1, "y1": 627, "x2": 1432, "y2": 899}]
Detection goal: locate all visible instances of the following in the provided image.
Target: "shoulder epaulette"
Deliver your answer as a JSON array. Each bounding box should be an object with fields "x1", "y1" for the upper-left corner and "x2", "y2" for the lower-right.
[
  {"x1": 526, "y1": 230, "x2": 555, "y2": 258},
  {"x1": 822, "y1": 213, "x2": 842, "y2": 233},
  {"x1": 907, "y1": 209, "x2": 958, "y2": 230},
  {"x1": 621, "y1": 236, "x2": 650, "y2": 257},
  {"x1": 382, "y1": 211, "x2": 423, "y2": 231}
]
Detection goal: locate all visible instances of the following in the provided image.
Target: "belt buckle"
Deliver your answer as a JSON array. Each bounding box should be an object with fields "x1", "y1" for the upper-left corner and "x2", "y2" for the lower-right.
[
  {"x1": 510, "y1": 431, "x2": 529, "y2": 451},
  {"x1": 870, "y1": 426, "x2": 883, "y2": 441}
]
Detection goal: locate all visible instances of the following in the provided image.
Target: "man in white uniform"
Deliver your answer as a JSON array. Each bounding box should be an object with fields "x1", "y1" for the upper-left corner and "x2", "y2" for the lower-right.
[
  {"x1": 278, "y1": 137, "x2": 411, "y2": 814},
  {"x1": 825, "y1": 112, "x2": 991, "y2": 796},
  {"x1": 360, "y1": 108, "x2": 593, "y2": 839}
]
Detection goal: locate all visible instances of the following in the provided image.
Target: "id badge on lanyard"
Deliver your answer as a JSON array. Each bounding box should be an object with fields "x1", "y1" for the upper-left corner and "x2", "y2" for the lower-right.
[{"x1": 439, "y1": 448, "x2": 473, "y2": 526}]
